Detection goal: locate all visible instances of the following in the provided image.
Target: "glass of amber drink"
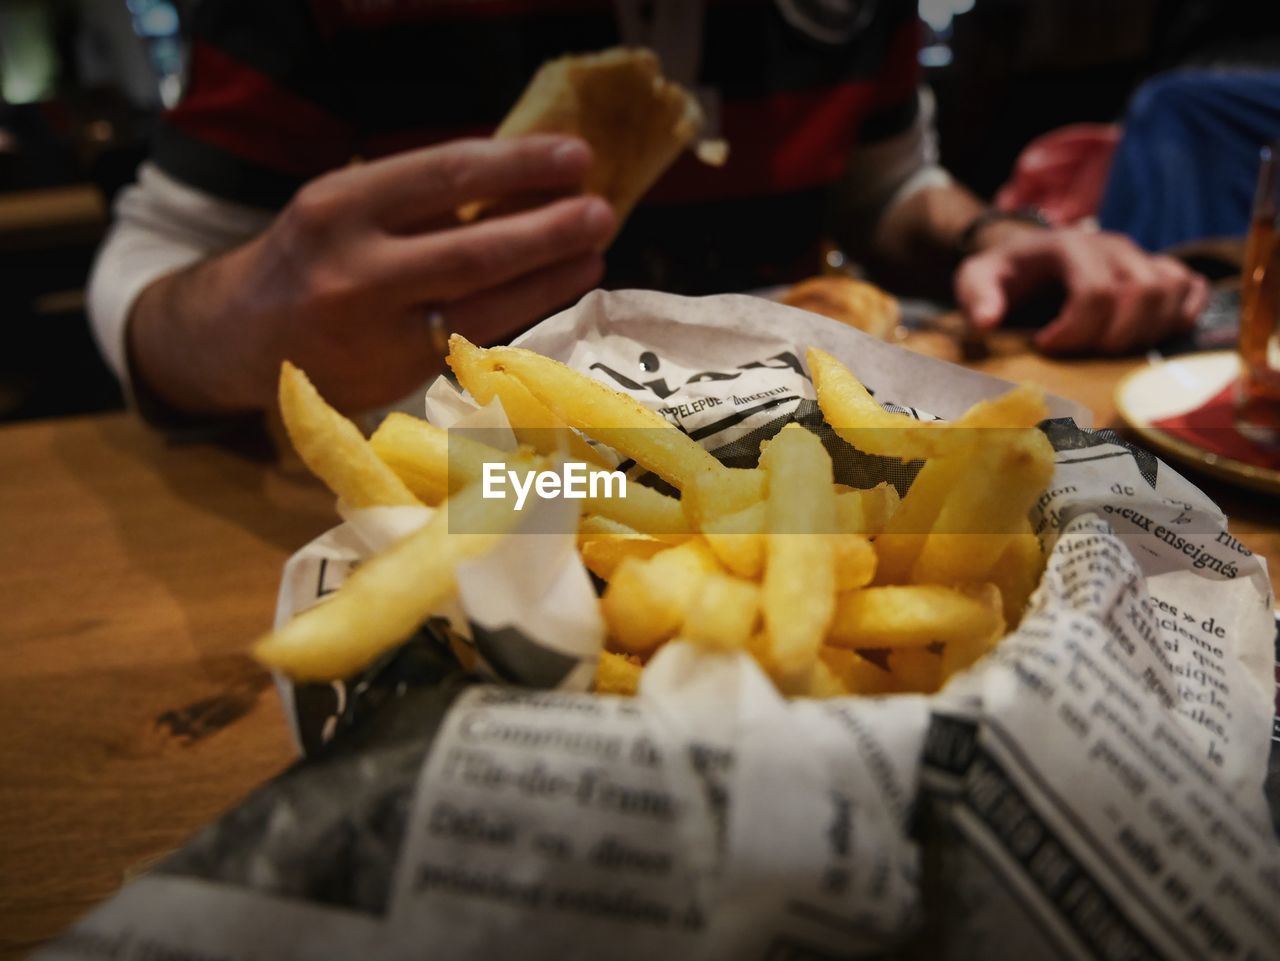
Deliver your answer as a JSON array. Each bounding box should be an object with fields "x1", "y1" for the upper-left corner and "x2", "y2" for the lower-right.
[{"x1": 1236, "y1": 141, "x2": 1280, "y2": 444}]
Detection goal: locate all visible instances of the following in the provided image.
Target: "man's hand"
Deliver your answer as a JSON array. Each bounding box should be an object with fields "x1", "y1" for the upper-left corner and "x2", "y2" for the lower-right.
[
  {"x1": 954, "y1": 227, "x2": 1209, "y2": 355},
  {"x1": 129, "y1": 135, "x2": 615, "y2": 416}
]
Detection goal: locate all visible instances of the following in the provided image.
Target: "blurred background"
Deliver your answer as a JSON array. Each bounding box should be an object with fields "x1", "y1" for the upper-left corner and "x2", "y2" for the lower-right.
[
  {"x1": 0, "y1": 0, "x2": 1274, "y2": 422},
  {"x1": 1, "y1": 0, "x2": 183, "y2": 420}
]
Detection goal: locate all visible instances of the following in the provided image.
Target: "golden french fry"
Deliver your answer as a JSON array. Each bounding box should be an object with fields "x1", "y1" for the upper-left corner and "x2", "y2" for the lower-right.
[
  {"x1": 962, "y1": 386, "x2": 1047, "y2": 430},
  {"x1": 986, "y1": 524, "x2": 1044, "y2": 627},
  {"x1": 832, "y1": 534, "x2": 877, "y2": 591},
  {"x1": 601, "y1": 539, "x2": 721, "y2": 654},
  {"x1": 938, "y1": 583, "x2": 1005, "y2": 681},
  {"x1": 682, "y1": 467, "x2": 767, "y2": 526},
  {"x1": 595, "y1": 650, "x2": 643, "y2": 696},
  {"x1": 808, "y1": 347, "x2": 1048, "y2": 461},
  {"x1": 829, "y1": 583, "x2": 1004, "y2": 649},
  {"x1": 447, "y1": 334, "x2": 608, "y2": 467},
  {"x1": 809, "y1": 657, "x2": 851, "y2": 698},
  {"x1": 599, "y1": 560, "x2": 664, "y2": 651},
  {"x1": 819, "y1": 646, "x2": 897, "y2": 695},
  {"x1": 701, "y1": 500, "x2": 765, "y2": 578},
  {"x1": 255, "y1": 483, "x2": 517, "y2": 681},
  {"x1": 581, "y1": 539, "x2": 667, "y2": 579},
  {"x1": 372, "y1": 413, "x2": 689, "y2": 538},
  {"x1": 578, "y1": 516, "x2": 668, "y2": 579},
  {"x1": 808, "y1": 347, "x2": 886, "y2": 417},
  {"x1": 808, "y1": 346, "x2": 935, "y2": 460},
  {"x1": 370, "y1": 412, "x2": 540, "y2": 504},
  {"x1": 583, "y1": 477, "x2": 691, "y2": 541},
  {"x1": 910, "y1": 429, "x2": 1054, "y2": 584},
  {"x1": 579, "y1": 515, "x2": 645, "y2": 538},
  {"x1": 872, "y1": 455, "x2": 967, "y2": 584},
  {"x1": 279, "y1": 362, "x2": 420, "y2": 507},
  {"x1": 826, "y1": 645, "x2": 943, "y2": 695},
  {"x1": 680, "y1": 572, "x2": 760, "y2": 652},
  {"x1": 834, "y1": 483, "x2": 900, "y2": 537},
  {"x1": 761, "y1": 424, "x2": 837, "y2": 688},
  {"x1": 887, "y1": 647, "x2": 943, "y2": 694},
  {"x1": 486, "y1": 345, "x2": 723, "y2": 490},
  {"x1": 369, "y1": 413, "x2": 449, "y2": 503}
]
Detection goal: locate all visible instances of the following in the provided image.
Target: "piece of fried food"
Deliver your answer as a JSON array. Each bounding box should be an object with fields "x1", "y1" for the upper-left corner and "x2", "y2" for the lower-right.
[
  {"x1": 782, "y1": 276, "x2": 900, "y2": 339},
  {"x1": 490, "y1": 47, "x2": 704, "y2": 229},
  {"x1": 595, "y1": 650, "x2": 643, "y2": 696},
  {"x1": 255, "y1": 481, "x2": 517, "y2": 681},
  {"x1": 485, "y1": 344, "x2": 724, "y2": 490},
  {"x1": 760, "y1": 425, "x2": 837, "y2": 691},
  {"x1": 279, "y1": 361, "x2": 420, "y2": 508}
]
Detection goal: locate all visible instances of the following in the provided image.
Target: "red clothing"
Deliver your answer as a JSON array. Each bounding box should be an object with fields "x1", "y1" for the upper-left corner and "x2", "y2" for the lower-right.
[{"x1": 157, "y1": 0, "x2": 921, "y2": 292}]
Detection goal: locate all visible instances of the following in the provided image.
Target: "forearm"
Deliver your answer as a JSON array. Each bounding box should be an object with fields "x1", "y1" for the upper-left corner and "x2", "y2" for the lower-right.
[
  {"x1": 126, "y1": 238, "x2": 276, "y2": 417},
  {"x1": 866, "y1": 181, "x2": 1048, "y2": 297},
  {"x1": 872, "y1": 181, "x2": 983, "y2": 275},
  {"x1": 87, "y1": 163, "x2": 279, "y2": 422}
]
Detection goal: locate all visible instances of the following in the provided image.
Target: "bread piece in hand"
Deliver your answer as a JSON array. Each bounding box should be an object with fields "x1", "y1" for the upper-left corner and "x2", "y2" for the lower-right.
[{"x1": 482, "y1": 47, "x2": 707, "y2": 232}]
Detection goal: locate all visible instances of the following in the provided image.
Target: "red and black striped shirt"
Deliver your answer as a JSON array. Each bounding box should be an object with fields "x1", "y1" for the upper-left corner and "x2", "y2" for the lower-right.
[{"x1": 156, "y1": 0, "x2": 921, "y2": 293}]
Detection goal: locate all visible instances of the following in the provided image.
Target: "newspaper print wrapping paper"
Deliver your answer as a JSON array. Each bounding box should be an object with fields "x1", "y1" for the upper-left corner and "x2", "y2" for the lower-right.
[{"x1": 36, "y1": 290, "x2": 1279, "y2": 961}]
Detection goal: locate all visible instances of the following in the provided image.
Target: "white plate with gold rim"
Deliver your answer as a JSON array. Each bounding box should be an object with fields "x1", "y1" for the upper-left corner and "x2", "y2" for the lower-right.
[{"x1": 1114, "y1": 350, "x2": 1280, "y2": 496}]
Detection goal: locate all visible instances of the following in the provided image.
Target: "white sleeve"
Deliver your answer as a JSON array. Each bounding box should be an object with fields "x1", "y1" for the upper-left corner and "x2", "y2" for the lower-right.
[
  {"x1": 834, "y1": 87, "x2": 953, "y2": 248},
  {"x1": 87, "y1": 162, "x2": 276, "y2": 391}
]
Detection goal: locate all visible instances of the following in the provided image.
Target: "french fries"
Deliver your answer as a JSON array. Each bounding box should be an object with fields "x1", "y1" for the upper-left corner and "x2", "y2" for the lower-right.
[
  {"x1": 809, "y1": 347, "x2": 1048, "y2": 461},
  {"x1": 578, "y1": 516, "x2": 668, "y2": 579},
  {"x1": 988, "y1": 525, "x2": 1045, "y2": 627},
  {"x1": 828, "y1": 584, "x2": 1003, "y2": 649},
  {"x1": 938, "y1": 584, "x2": 1006, "y2": 679},
  {"x1": 908, "y1": 429, "x2": 1054, "y2": 585},
  {"x1": 701, "y1": 501, "x2": 766, "y2": 578},
  {"x1": 835, "y1": 483, "x2": 900, "y2": 537},
  {"x1": 260, "y1": 335, "x2": 1053, "y2": 699},
  {"x1": 601, "y1": 539, "x2": 721, "y2": 654},
  {"x1": 832, "y1": 534, "x2": 877, "y2": 592},
  {"x1": 869, "y1": 455, "x2": 967, "y2": 584},
  {"x1": 370, "y1": 411, "x2": 540, "y2": 504},
  {"x1": 681, "y1": 572, "x2": 760, "y2": 652},
  {"x1": 447, "y1": 334, "x2": 607, "y2": 467},
  {"x1": 254, "y1": 482, "x2": 517, "y2": 680},
  {"x1": 682, "y1": 468, "x2": 767, "y2": 526},
  {"x1": 760, "y1": 424, "x2": 837, "y2": 690},
  {"x1": 484, "y1": 344, "x2": 724, "y2": 490},
  {"x1": 371, "y1": 412, "x2": 691, "y2": 539},
  {"x1": 279, "y1": 361, "x2": 420, "y2": 508},
  {"x1": 595, "y1": 650, "x2": 644, "y2": 695}
]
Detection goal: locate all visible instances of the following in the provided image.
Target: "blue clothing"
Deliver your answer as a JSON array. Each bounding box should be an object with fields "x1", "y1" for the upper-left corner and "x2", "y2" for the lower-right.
[{"x1": 1099, "y1": 69, "x2": 1280, "y2": 250}]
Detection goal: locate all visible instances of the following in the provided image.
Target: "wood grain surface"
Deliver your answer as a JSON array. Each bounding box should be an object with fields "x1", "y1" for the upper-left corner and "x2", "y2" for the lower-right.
[
  {"x1": 0, "y1": 341, "x2": 1276, "y2": 958},
  {"x1": 0, "y1": 415, "x2": 332, "y2": 958}
]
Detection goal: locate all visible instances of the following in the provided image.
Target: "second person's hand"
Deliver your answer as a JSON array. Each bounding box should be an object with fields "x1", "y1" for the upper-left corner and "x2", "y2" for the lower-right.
[{"x1": 954, "y1": 227, "x2": 1208, "y2": 356}]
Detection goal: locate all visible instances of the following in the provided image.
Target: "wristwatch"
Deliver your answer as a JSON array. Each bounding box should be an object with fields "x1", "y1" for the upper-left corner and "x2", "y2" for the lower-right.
[{"x1": 955, "y1": 207, "x2": 1051, "y2": 260}]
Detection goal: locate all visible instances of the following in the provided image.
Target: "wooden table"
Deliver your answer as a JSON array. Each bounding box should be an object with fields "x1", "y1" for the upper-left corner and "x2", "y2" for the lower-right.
[
  {"x1": 0, "y1": 418, "x2": 332, "y2": 959},
  {"x1": 0, "y1": 344, "x2": 1276, "y2": 959}
]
